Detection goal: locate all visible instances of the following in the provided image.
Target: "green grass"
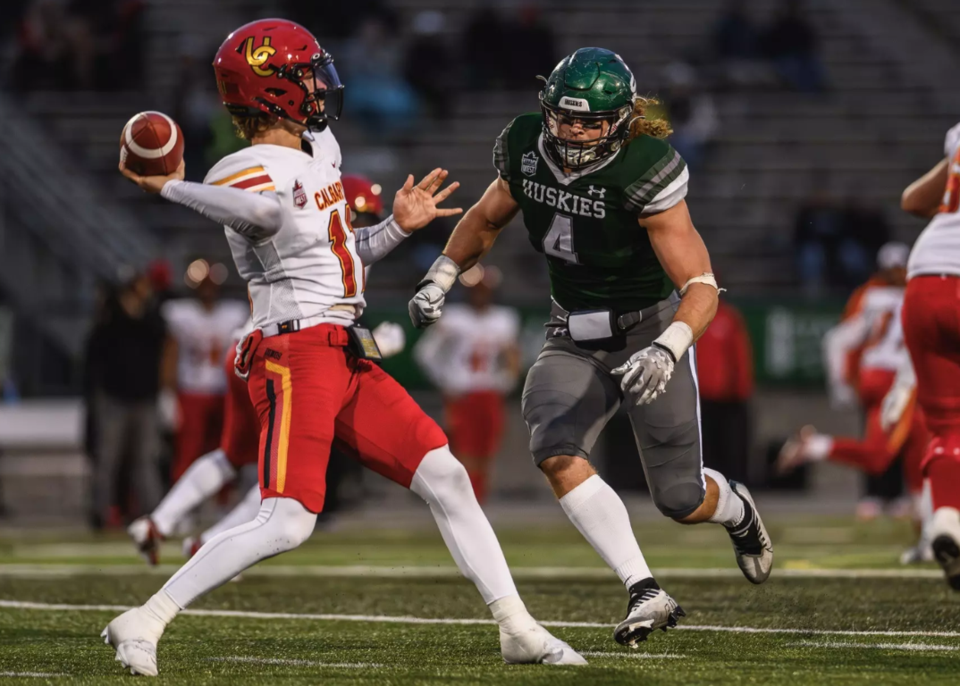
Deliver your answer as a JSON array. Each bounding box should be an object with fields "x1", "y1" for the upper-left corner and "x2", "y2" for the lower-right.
[{"x1": 0, "y1": 516, "x2": 959, "y2": 684}]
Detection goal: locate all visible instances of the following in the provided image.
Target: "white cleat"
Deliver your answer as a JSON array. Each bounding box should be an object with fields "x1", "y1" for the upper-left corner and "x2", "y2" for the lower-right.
[
  {"x1": 127, "y1": 517, "x2": 163, "y2": 566},
  {"x1": 101, "y1": 607, "x2": 165, "y2": 677},
  {"x1": 501, "y1": 623, "x2": 588, "y2": 665},
  {"x1": 930, "y1": 507, "x2": 960, "y2": 591}
]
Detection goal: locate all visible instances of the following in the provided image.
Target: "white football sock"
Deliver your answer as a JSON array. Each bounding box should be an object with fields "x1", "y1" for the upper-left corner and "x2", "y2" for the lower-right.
[
  {"x1": 200, "y1": 484, "x2": 262, "y2": 544},
  {"x1": 489, "y1": 594, "x2": 538, "y2": 633},
  {"x1": 162, "y1": 497, "x2": 316, "y2": 609},
  {"x1": 151, "y1": 448, "x2": 237, "y2": 537},
  {"x1": 410, "y1": 446, "x2": 518, "y2": 604},
  {"x1": 558, "y1": 474, "x2": 652, "y2": 588},
  {"x1": 705, "y1": 468, "x2": 745, "y2": 528}
]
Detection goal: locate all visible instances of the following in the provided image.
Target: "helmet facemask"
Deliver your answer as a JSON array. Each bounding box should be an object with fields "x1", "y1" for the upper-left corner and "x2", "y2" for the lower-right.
[
  {"x1": 237, "y1": 52, "x2": 344, "y2": 131},
  {"x1": 540, "y1": 98, "x2": 633, "y2": 171}
]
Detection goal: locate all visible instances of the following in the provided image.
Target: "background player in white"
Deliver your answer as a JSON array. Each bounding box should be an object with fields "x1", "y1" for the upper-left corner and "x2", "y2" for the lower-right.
[
  {"x1": 414, "y1": 265, "x2": 521, "y2": 502},
  {"x1": 161, "y1": 275, "x2": 247, "y2": 484},
  {"x1": 101, "y1": 19, "x2": 584, "y2": 675}
]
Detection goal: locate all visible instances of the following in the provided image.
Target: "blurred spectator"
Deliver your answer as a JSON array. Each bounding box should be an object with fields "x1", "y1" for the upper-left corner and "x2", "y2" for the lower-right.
[
  {"x1": 761, "y1": 0, "x2": 826, "y2": 93},
  {"x1": 10, "y1": 1, "x2": 72, "y2": 91},
  {"x1": 843, "y1": 194, "x2": 892, "y2": 289},
  {"x1": 463, "y1": 8, "x2": 510, "y2": 89},
  {"x1": 403, "y1": 11, "x2": 456, "y2": 121},
  {"x1": 161, "y1": 266, "x2": 248, "y2": 485},
  {"x1": 505, "y1": 4, "x2": 558, "y2": 90},
  {"x1": 10, "y1": 0, "x2": 144, "y2": 92},
  {"x1": 793, "y1": 179, "x2": 846, "y2": 294},
  {"x1": 84, "y1": 271, "x2": 165, "y2": 529},
  {"x1": 696, "y1": 300, "x2": 754, "y2": 484},
  {"x1": 713, "y1": 0, "x2": 761, "y2": 61},
  {"x1": 709, "y1": 0, "x2": 775, "y2": 90},
  {"x1": 660, "y1": 62, "x2": 718, "y2": 170},
  {"x1": 340, "y1": 15, "x2": 419, "y2": 136}
]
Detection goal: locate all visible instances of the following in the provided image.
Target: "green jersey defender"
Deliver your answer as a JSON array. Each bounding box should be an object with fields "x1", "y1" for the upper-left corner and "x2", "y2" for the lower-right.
[{"x1": 410, "y1": 48, "x2": 773, "y2": 647}]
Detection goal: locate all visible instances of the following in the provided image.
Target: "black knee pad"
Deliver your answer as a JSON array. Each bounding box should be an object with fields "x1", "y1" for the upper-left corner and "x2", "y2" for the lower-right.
[{"x1": 653, "y1": 481, "x2": 706, "y2": 520}]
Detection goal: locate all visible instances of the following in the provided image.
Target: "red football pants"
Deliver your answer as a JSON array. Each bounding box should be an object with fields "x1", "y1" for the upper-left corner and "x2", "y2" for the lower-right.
[
  {"x1": 246, "y1": 324, "x2": 448, "y2": 513},
  {"x1": 445, "y1": 390, "x2": 505, "y2": 502},
  {"x1": 173, "y1": 392, "x2": 225, "y2": 482},
  {"x1": 902, "y1": 275, "x2": 960, "y2": 509},
  {"x1": 219, "y1": 347, "x2": 260, "y2": 469},
  {"x1": 828, "y1": 367, "x2": 927, "y2": 493}
]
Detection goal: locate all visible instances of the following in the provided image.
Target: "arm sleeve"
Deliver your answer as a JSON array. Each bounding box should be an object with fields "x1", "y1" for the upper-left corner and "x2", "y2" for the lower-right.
[
  {"x1": 624, "y1": 145, "x2": 689, "y2": 216},
  {"x1": 161, "y1": 180, "x2": 283, "y2": 240},
  {"x1": 353, "y1": 215, "x2": 411, "y2": 265}
]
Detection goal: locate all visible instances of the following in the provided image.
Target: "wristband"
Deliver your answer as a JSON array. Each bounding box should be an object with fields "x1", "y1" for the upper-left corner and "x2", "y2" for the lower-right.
[
  {"x1": 418, "y1": 255, "x2": 461, "y2": 293},
  {"x1": 653, "y1": 321, "x2": 694, "y2": 362}
]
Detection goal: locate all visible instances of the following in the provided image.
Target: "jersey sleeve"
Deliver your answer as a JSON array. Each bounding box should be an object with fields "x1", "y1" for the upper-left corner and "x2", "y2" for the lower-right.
[
  {"x1": 204, "y1": 150, "x2": 276, "y2": 192},
  {"x1": 945, "y1": 122, "x2": 960, "y2": 158},
  {"x1": 622, "y1": 139, "x2": 689, "y2": 216},
  {"x1": 492, "y1": 113, "x2": 541, "y2": 183}
]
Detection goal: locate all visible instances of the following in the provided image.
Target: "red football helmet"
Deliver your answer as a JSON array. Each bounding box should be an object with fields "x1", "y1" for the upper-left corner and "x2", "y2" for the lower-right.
[
  {"x1": 213, "y1": 19, "x2": 344, "y2": 130},
  {"x1": 341, "y1": 174, "x2": 384, "y2": 218}
]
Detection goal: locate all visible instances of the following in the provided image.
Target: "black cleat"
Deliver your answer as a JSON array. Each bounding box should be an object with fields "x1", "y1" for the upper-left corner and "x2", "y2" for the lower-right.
[
  {"x1": 613, "y1": 578, "x2": 685, "y2": 647},
  {"x1": 725, "y1": 482, "x2": 773, "y2": 584}
]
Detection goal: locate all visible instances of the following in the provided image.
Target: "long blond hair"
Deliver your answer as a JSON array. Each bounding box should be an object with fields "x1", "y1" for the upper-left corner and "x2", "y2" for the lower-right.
[{"x1": 628, "y1": 96, "x2": 672, "y2": 141}]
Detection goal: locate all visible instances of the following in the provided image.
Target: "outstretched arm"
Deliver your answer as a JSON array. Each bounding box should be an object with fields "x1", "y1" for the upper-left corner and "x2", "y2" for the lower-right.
[
  {"x1": 902, "y1": 158, "x2": 948, "y2": 218},
  {"x1": 408, "y1": 177, "x2": 520, "y2": 329}
]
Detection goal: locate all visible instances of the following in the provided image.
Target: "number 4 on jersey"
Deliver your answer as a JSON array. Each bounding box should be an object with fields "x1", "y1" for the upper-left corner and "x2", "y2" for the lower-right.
[{"x1": 543, "y1": 212, "x2": 580, "y2": 264}]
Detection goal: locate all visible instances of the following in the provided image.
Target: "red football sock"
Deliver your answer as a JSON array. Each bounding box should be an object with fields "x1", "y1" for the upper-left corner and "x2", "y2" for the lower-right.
[{"x1": 926, "y1": 456, "x2": 960, "y2": 510}]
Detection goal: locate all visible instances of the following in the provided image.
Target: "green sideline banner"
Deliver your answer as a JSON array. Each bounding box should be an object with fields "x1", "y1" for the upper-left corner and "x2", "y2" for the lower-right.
[{"x1": 363, "y1": 299, "x2": 845, "y2": 391}]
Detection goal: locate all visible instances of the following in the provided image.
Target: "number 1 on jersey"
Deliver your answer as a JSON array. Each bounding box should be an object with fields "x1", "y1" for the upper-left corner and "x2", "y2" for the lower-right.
[
  {"x1": 328, "y1": 209, "x2": 361, "y2": 297},
  {"x1": 543, "y1": 212, "x2": 580, "y2": 264}
]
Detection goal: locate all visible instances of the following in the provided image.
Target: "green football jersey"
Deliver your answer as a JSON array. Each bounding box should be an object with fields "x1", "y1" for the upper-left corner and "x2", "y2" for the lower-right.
[{"x1": 493, "y1": 112, "x2": 689, "y2": 312}]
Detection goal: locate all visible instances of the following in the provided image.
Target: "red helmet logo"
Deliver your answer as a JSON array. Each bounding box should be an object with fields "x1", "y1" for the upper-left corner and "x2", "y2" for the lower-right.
[{"x1": 213, "y1": 19, "x2": 344, "y2": 130}]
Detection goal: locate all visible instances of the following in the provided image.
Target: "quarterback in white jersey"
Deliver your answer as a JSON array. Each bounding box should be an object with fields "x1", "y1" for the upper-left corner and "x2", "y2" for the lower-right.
[{"x1": 102, "y1": 18, "x2": 584, "y2": 676}]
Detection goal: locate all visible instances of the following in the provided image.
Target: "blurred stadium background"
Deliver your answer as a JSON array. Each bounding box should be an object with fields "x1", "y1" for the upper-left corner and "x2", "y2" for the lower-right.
[{"x1": 0, "y1": 0, "x2": 956, "y2": 526}]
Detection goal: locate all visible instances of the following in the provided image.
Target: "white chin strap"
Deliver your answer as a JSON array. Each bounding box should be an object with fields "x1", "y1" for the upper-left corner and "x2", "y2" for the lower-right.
[{"x1": 680, "y1": 272, "x2": 724, "y2": 296}]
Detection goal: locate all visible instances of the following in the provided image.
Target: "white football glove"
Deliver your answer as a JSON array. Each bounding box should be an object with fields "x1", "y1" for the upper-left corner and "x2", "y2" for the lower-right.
[
  {"x1": 372, "y1": 321, "x2": 406, "y2": 359},
  {"x1": 408, "y1": 283, "x2": 447, "y2": 329},
  {"x1": 408, "y1": 255, "x2": 461, "y2": 329},
  {"x1": 611, "y1": 345, "x2": 675, "y2": 405},
  {"x1": 881, "y1": 360, "x2": 917, "y2": 432}
]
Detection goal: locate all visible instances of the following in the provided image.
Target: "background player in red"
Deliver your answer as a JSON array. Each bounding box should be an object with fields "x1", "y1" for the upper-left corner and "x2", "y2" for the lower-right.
[
  {"x1": 884, "y1": 122, "x2": 960, "y2": 588},
  {"x1": 161, "y1": 273, "x2": 247, "y2": 483},
  {"x1": 413, "y1": 265, "x2": 521, "y2": 502},
  {"x1": 778, "y1": 243, "x2": 930, "y2": 561}
]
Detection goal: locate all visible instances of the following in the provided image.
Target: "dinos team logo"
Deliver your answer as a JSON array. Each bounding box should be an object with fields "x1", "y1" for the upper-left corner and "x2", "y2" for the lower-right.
[
  {"x1": 521, "y1": 151, "x2": 539, "y2": 177},
  {"x1": 238, "y1": 35, "x2": 277, "y2": 77},
  {"x1": 292, "y1": 180, "x2": 307, "y2": 208}
]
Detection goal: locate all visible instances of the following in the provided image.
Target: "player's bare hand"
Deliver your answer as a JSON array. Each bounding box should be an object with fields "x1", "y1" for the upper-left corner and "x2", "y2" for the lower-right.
[
  {"x1": 119, "y1": 159, "x2": 185, "y2": 194},
  {"x1": 393, "y1": 168, "x2": 462, "y2": 232}
]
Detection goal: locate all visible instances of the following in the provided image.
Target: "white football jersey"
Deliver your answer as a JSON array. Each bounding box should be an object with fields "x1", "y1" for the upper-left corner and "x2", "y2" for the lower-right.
[
  {"x1": 163, "y1": 299, "x2": 250, "y2": 394},
  {"x1": 203, "y1": 128, "x2": 364, "y2": 329},
  {"x1": 858, "y1": 286, "x2": 906, "y2": 372},
  {"x1": 413, "y1": 304, "x2": 521, "y2": 395},
  {"x1": 908, "y1": 122, "x2": 960, "y2": 279}
]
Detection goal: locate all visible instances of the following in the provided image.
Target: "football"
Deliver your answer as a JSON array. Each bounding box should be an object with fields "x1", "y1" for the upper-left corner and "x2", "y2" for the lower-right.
[{"x1": 119, "y1": 111, "x2": 184, "y2": 177}]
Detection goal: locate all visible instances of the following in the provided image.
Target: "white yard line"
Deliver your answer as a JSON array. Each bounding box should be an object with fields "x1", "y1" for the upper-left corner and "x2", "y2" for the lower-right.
[
  {"x1": 207, "y1": 656, "x2": 382, "y2": 668},
  {"x1": 581, "y1": 651, "x2": 686, "y2": 659},
  {"x1": 3, "y1": 599, "x2": 960, "y2": 639},
  {"x1": 788, "y1": 640, "x2": 959, "y2": 652},
  {"x1": 0, "y1": 563, "x2": 946, "y2": 580},
  {"x1": 0, "y1": 672, "x2": 67, "y2": 677}
]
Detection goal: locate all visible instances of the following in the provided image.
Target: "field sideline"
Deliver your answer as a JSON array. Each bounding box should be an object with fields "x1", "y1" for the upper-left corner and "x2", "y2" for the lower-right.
[{"x1": 1, "y1": 515, "x2": 959, "y2": 684}]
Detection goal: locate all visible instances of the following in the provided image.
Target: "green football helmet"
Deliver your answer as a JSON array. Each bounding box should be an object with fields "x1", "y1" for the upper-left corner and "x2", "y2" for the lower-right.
[{"x1": 539, "y1": 47, "x2": 637, "y2": 170}]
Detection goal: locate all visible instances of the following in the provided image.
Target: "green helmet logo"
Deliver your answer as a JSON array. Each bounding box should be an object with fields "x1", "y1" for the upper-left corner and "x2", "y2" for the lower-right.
[{"x1": 539, "y1": 47, "x2": 637, "y2": 170}]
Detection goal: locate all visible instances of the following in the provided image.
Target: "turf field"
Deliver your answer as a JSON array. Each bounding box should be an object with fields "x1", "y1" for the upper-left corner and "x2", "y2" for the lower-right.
[{"x1": 1, "y1": 514, "x2": 959, "y2": 684}]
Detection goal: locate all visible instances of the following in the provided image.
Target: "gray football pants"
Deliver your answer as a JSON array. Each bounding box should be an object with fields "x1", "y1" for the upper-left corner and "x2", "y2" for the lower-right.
[{"x1": 521, "y1": 297, "x2": 706, "y2": 519}]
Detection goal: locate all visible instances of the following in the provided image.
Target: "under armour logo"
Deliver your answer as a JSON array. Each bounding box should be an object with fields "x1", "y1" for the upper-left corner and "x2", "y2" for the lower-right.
[{"x1": 587, "y1": 185, "x2": 606, "y2": 198}]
